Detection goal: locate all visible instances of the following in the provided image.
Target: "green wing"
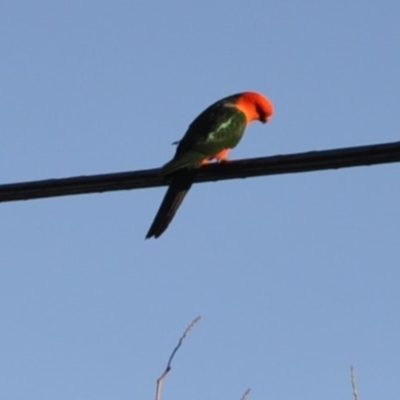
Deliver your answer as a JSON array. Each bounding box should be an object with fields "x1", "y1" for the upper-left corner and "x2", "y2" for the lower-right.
[{"x1": 163, "y1": 102, "x2": 247, "y2": 174}]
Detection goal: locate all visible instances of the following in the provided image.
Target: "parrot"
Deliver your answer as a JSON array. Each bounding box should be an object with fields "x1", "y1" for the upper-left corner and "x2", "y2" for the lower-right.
[{"x1": 145, "y1": 91, "x2": 274, "y2": 239}]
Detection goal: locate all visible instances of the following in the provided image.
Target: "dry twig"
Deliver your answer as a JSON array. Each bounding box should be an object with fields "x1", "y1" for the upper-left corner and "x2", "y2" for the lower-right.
[
  {"x1": 351, "y1": 366, "x2": 360, "y2": 400},
  {"x1": 155, "y1": 316, "x2": 201, "y2": 400},
  {"x1": 239, "y1": 388, "x2": 251, "y2": 400}
]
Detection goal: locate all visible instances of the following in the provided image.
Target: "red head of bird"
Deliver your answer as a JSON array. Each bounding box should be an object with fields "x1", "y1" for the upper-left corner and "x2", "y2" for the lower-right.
[{"x1": 234, "y1": 91, "x2": 274, "y2": 124}]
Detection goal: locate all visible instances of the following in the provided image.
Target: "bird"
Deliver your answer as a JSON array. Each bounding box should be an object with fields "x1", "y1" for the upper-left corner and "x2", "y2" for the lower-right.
[{"x1": 145, "y1": 91, "x2": 274, "y2": 239}]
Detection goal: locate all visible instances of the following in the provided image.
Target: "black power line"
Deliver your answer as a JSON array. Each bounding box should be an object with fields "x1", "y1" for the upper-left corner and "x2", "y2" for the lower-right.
[{"x1": 1, "y1": 140, "x2": 400, "y2": 204}]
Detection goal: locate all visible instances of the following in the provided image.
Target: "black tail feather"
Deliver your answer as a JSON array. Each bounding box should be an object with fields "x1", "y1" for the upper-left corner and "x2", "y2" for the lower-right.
[{"x1": 145, "y1": 170, "x2": 194, "y2": 239}]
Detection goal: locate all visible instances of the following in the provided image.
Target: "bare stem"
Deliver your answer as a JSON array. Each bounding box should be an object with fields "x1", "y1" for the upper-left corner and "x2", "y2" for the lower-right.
[
  {"x1": 155, "y1": 316, "x2": 201, "y2": 400},
  {"x1": 350, "y1": 366, "x2": 360, "y2": 400},
  {"x1": 240, "y1": 388, "x2": 251, "y2": 400}
]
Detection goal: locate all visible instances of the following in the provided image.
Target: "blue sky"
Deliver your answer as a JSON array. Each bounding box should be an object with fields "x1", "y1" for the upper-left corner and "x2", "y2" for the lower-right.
[{"x1": 1, "y1": 1, "x2": 399, "y2": 399}]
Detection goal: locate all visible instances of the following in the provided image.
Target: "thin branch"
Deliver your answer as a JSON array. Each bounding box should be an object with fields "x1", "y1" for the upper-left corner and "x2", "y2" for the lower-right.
[
  {"x1": 240, "y1": 388, "x2": 251, "y2": 400},
  {"x1": 155, "y1": 316, "x2": 201, "y2": 400},
  {"x1": 350, "y1": 366, "x2": 360, "y2": 400},
  {"x1": 0, "y1": 140, "x2": 400, "y2": 203}
]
